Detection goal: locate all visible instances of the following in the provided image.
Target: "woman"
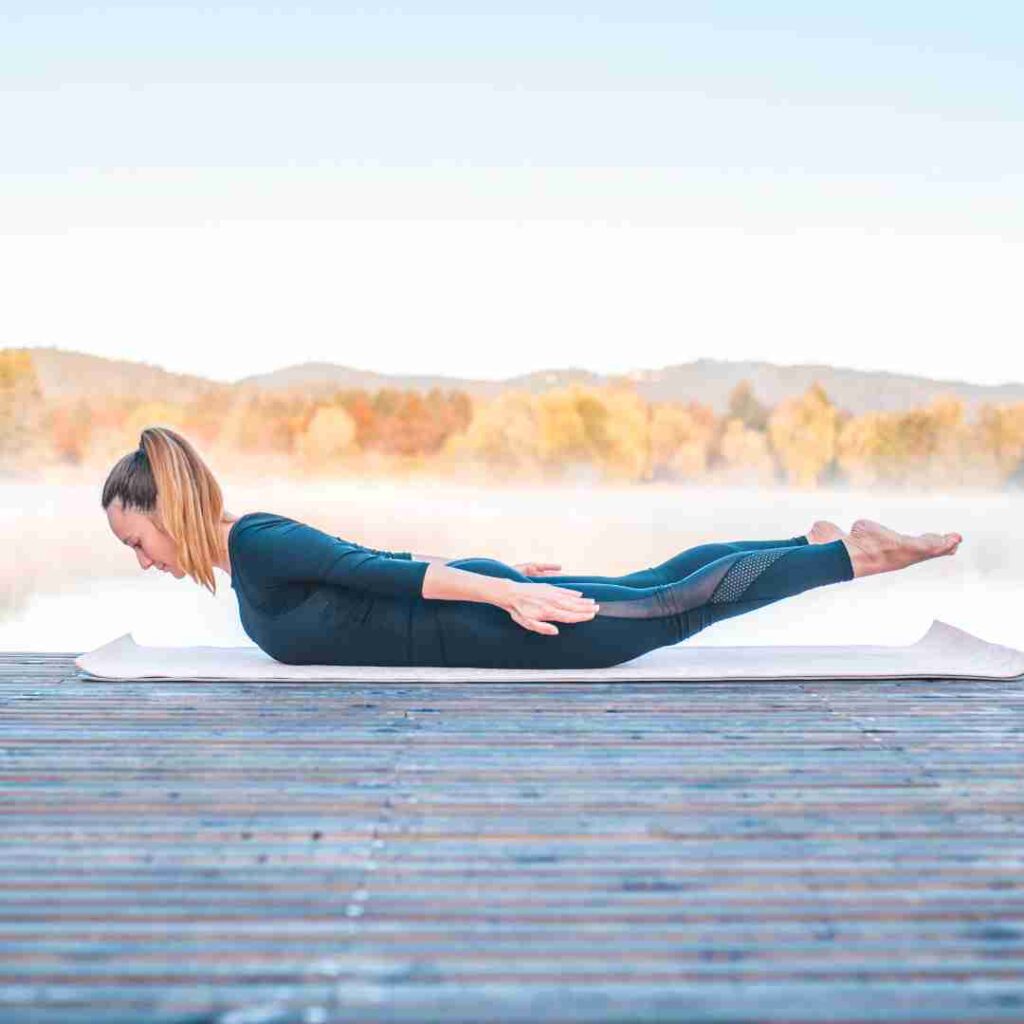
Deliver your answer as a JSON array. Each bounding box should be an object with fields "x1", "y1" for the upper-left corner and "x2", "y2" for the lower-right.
[{"x1": 102, "y1": 427, "x2": 962, "y2": 669}]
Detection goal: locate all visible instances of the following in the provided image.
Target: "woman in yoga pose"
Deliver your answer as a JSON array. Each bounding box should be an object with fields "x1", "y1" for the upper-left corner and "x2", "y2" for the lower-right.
[{"x1": 102, "y1": 427, "x2": 962, "y2": 669}]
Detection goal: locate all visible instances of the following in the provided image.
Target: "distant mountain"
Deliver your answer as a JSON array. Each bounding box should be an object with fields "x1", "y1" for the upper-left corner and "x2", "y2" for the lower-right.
[
  {"x1": 613, "y1": 358, "x2": 1024, "y2": 415},
  {"x1": 14, "y1": 346, "x2": 1024, "y2": 417},
  {"x1": 26, "y1": 347, "x2": 232, "y2": 404},
  {"x1": 235, "y1": 361, "x2": 607, "y2": 401},
  {"x1": 236, "y1": 356, "x2": 1024, "y2": 416}
]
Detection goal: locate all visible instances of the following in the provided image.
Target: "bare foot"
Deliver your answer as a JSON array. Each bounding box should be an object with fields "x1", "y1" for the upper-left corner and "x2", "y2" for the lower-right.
[
  {"x1": 805, "y1": 519, "x2": 846, "y2": 544},
  {"x1": 842, "y1": 518, "x2": 963, "y2": 578}
]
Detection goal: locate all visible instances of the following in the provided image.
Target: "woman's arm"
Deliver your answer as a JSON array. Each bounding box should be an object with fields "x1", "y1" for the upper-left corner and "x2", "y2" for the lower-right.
[
  {"x1": 421, "y1": 565, "x2": 600, "y2": 635},
  {"x1": 421, "y1": 563, "x2": 515, "y2": 603},
  {"x1": 233, "y1": 516, "x2": 590, "y2": 626},
  {"x1": 360, "y1": 545, "x2": 451, "y2": 566},
  {"x1": 409, "y1": 552, "x2": 454, "y2": 565},
  {"x1": 234, "y1": 515, "x2": 429, "y2": 599}
]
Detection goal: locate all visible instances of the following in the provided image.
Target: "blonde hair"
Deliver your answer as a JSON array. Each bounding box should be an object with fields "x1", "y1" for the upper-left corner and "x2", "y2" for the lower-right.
[{"x1": 101, "y1": 426, "x2": 228, "y2": 594}]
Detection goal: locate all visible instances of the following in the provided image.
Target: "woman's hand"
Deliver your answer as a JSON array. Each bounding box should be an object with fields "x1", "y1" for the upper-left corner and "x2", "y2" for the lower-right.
[
  {"x1": 495, "y1": 580, "x2": 600, "y2": 636},
  {"x1": 513, "y1": 562, "x2": 563, "y2": 577}
]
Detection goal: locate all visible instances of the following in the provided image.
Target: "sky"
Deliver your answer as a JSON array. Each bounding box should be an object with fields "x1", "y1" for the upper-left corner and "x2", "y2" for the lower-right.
[{"x1": 1, "y1": 2, "x2": 1022, "y2": 387}]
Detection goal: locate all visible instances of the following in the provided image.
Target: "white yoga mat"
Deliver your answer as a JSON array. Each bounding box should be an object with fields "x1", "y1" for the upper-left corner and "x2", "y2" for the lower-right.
[{"x1": 74, "y1": 620, "x2": 1024, "y2": 682}]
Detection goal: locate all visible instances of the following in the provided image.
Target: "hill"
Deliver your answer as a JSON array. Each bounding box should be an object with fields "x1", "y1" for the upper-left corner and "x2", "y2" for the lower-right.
[{"x1": 14, "y1": 346, "x2": 1024, "y2": 416}]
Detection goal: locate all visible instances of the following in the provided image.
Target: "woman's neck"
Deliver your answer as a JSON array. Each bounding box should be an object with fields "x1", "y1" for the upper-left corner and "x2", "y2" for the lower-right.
[{"x1": 215, "y1": 512, "x2": 239, "y2": 575}]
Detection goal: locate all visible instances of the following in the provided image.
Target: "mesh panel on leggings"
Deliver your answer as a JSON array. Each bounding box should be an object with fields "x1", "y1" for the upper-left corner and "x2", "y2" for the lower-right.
[
  {"x1": 709, "y1": 548, "x2": 791, "y2": 604},
  {"x1": 593, "y1": 557, "x2": 734, "y2": 619}
]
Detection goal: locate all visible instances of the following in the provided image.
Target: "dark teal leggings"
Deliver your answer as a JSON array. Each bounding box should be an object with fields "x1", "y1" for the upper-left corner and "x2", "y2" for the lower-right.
[{"x1": 438, "y1": 533, "x2": 855, "y2": 669}]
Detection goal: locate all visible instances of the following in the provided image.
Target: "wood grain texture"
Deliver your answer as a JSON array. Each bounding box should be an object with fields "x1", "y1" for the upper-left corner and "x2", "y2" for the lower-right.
[{"x1": 0, "y1": 651, "x2": 1022, "y2": 1022}]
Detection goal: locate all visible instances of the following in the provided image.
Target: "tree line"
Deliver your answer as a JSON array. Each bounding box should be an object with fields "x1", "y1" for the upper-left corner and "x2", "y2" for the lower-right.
[{"x1": 3, "y1": 349, "x2": 1024, "y2": 488}]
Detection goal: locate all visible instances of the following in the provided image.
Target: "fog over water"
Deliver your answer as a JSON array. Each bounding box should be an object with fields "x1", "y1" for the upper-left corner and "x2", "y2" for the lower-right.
[{"x1": 2, "y1": 479, "x2": 1019, "y2": 656}]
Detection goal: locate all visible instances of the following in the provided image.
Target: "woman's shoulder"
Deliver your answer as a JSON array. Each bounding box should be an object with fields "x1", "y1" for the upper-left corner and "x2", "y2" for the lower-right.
[
  {"x1": 228, "y1": 511, "x2": 294, "y2": 545},
  {"x1": 227, "y1": 512, "x2": 301, "y2": 585},
  {"x1": 231, "y1": 510, "x2": 277, "y2": 528},
  {"x1": 229, "y1": 511, "x2": 366, "y2": 555},
  {"x1": 232, "y1": 510, "x2": 285, "y2": 523}
]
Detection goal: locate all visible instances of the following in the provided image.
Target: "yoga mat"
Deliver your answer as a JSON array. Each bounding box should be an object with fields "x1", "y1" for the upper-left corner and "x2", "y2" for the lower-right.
[{"x1": 74, "y1": 620, "x2": 1024, "y2": 682}]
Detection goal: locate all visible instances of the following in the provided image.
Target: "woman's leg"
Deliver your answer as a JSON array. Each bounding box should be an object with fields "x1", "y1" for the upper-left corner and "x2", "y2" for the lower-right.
[
  {"x1": 566, "y1": 540, "x2": 854, "y2": 665},
  {"x1": 433, "y1": 542, "x2": 853, "y2": 669},
  {"x1": 569, "y1": 540, "x2": 851, "y2": 622},
  {"x1": 531, "y1": 534, "x2": 811, "y2": 588}
]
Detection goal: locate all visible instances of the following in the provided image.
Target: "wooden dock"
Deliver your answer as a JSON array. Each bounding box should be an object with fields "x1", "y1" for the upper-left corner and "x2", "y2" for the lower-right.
[{"x1": 1, "y1": 650, "x2": 1022, "y2": 1023}]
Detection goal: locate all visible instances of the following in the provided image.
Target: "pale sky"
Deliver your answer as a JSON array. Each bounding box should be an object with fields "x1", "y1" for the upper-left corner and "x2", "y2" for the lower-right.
[{"x1": 1, "y1": 2, "x2": 1021, "y2": 386}]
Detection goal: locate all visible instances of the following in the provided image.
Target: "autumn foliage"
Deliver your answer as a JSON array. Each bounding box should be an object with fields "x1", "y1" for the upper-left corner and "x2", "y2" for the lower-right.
[{"x1": 3, "y1": 348, "x2": 1024, "y2": 489}]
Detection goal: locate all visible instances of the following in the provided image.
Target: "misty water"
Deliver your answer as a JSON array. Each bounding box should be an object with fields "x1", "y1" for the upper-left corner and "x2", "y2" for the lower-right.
[{"x1": 1, "y1": 479, "x2": 1020, "y2": 656}]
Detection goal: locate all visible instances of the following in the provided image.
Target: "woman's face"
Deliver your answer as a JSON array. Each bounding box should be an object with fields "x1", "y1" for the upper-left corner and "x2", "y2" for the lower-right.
[{"x1": 106, "y1": 502, "x2": 185, "y2": 579}]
